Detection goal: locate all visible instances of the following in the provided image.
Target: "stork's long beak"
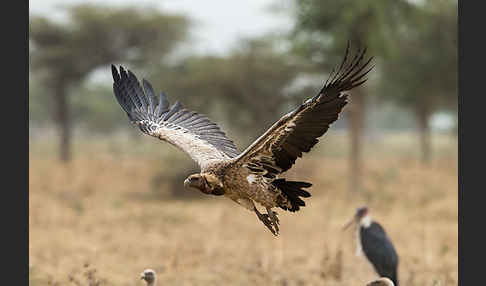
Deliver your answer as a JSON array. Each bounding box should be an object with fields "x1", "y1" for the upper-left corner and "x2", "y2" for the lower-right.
[{"x1": 342, "y1": 216, "x2": 356, "y2": 231}]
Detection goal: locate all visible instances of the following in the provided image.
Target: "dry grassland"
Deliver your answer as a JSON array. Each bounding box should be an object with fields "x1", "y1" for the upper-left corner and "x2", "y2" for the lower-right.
[{"x1": 29, "y1": 132, "x2": 457, "y2": 285}]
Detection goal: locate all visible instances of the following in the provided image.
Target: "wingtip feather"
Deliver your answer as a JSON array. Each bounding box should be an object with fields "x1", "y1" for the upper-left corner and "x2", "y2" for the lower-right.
[{"x1": 111, "y1": 64, "x2": 120, "y2": 82}]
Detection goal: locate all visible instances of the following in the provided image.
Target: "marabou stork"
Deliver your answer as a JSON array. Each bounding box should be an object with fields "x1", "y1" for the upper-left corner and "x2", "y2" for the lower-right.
[{"x1": 343, "y1": 206, "x2": 399, "y2": 285}]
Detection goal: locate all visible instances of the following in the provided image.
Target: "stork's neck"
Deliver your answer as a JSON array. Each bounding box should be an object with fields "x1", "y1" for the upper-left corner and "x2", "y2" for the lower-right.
[{"x1": 359, "y1": 214, "x2": 372, "y2": 228}]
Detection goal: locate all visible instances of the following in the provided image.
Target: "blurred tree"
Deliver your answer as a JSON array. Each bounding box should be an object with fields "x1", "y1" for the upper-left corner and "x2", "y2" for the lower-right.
[
  {"x1": 379, "y1": 0, "x2": 457, "y2": 165},
  {"x1": 292, "y1": 0, "x2": 414, "y2": 192},
  {"x1": 29, "y1": 71, "x2": 52, "y2": 128},
  {"x1": 70, "y1": 84, "x2": 128, "y2": 133},
  {"x1": 29, "y1": 4, "x2": 189, "y2": 162}
]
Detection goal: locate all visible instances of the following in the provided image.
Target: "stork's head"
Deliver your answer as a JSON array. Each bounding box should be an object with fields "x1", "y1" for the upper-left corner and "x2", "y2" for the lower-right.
[
  {"x1": 140, "y1": 269, "x2": 156, "y2": 285},
  {"x1": 184, "y1": 173, "x2": 224, "y2": 196},
  {"x1": 343, "y1": 206, "x2": 370, "y2": 230},
  {"x1": 356, "y1": 206, "x2": 369, "y2": 219}
]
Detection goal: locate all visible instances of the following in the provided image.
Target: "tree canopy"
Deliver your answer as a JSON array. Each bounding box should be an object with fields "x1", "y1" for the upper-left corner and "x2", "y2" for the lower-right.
[
  {"x1": 379, "y1": 0, "x2": 457, "y2": 114},
  {"x1": 29, "y1": 4, "x2": 190, "y2": 161}
]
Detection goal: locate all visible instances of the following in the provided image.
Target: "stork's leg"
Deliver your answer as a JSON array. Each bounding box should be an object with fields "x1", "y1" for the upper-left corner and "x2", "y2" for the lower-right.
[
  {"x1": 254, "y1": 207, "x2": 278, "y2": 236},
  {"x1": 266, "y1": 207, "x2": 280, "y2": 234}
]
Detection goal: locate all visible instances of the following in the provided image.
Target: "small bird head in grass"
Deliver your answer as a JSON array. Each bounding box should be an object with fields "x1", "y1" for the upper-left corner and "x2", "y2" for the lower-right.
[{"x1": 140, "y1": 269, "x2": 156, "y2": 286}]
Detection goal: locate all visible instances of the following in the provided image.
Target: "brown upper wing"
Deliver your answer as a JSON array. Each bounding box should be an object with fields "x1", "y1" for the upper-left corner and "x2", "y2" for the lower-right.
[
  {"x1": 112, "y1": 65, "x2": 239, "y2": 170},
  {"x1": 232, "y1": 45, "x2": 374, "y2": 178}
]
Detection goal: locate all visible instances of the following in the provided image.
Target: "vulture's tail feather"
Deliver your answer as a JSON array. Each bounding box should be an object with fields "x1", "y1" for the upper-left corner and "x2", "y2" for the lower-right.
[{"x1": 272, "y1": 178, "x2": 312, "y2": 212}]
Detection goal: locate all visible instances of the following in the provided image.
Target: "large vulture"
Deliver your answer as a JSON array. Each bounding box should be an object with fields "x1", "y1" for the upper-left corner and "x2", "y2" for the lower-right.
[{"x1": 111, "y1": 45, "x2": 373, "y2": 236}]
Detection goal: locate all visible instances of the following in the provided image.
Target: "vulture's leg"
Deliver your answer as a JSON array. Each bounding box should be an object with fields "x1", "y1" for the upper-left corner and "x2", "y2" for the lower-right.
[
  {"x1": 266, "y1": 207, "x2": 280, "y2": 234},
  {"x1": 254, "y1": 207, "x2": 278, "y2": 236}
]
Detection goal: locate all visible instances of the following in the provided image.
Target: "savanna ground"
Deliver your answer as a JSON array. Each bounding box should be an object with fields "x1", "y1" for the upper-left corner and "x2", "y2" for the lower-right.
[{"x1": 29, "y1": 131, "x2": 458, "y2": 286}]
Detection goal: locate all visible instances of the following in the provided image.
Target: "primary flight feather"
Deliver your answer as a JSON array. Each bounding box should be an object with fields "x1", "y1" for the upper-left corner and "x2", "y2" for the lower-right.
[{"x1": 111, "y1": 44, "x2": 373, "y2": 235}]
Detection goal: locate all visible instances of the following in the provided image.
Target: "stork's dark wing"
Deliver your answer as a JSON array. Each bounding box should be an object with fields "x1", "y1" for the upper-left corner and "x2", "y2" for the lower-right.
[
  {"x1": 360, "y1": 222, "x2": 399, "y2": 284},
  {"x1": 112, "y1": 65, "x2": 239, "y2": 170},
  {"x1": 232, "y1": 45, "x2": 373, "y2": 178}
]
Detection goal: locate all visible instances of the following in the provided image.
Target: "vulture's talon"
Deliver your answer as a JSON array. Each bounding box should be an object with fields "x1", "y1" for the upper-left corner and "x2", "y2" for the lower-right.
[{"x1": 255, "y1": 209, "x2": 278, "y2": 236}]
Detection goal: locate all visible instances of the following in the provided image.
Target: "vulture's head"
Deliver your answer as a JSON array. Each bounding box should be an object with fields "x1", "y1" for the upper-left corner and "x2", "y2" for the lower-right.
[
  {"x1": 184, "y1": 173, "x2": 224, "y2": 196},
  {"x1": 140, "y1": 269, "x2": 156, "y2": 285}
]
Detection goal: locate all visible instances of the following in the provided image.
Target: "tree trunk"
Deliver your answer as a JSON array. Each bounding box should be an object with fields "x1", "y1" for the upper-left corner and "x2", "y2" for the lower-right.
[
  {"x1": 54, "y1": 83, "x2": 72, "y2": 163},
  {"x1": 417, "y1": 107, "x2": 431, "y2": 165},
  {"x1": 348, "y1": 86, "x2": 366, "y2": 193}
]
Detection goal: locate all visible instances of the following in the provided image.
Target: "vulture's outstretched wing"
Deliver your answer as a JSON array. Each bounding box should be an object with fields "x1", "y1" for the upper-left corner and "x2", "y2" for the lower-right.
[
  {"x1": 112, "y1": 65, "x2": 239, "y2": 170},
  {"x1": 232, "y1": 45, "x2": 373, "y2": 178}
]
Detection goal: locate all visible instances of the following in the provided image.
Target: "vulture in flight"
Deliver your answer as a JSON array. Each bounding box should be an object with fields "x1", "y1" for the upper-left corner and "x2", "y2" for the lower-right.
[{"x1": 111, "y1": 45, "x2": 373, "y2": 236}]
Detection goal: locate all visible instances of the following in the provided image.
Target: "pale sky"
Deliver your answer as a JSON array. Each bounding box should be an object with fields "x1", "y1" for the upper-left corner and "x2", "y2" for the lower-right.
[{"x1": 29, "y1": 0, "x2": 295, "y2": 56}]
